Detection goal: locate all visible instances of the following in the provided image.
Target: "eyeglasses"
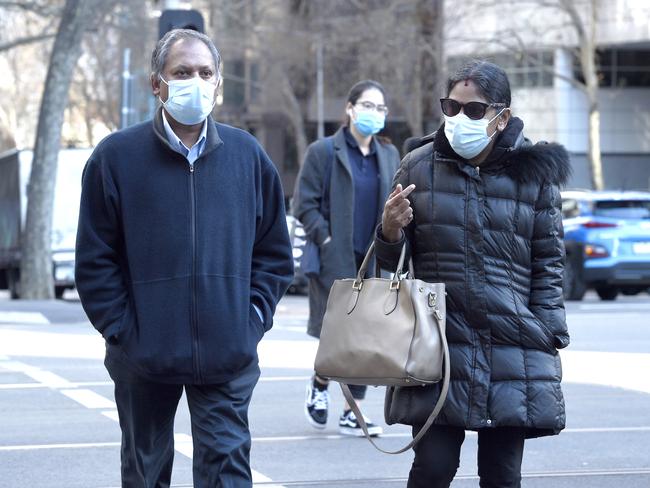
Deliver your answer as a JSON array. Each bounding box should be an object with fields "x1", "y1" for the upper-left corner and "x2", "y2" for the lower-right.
[
  {"x1": 440, "y1": 98, "x2": 505, "y2": 120},
  {"x1": 355, "y1": 100, "x2": 389, "y2": 115}
]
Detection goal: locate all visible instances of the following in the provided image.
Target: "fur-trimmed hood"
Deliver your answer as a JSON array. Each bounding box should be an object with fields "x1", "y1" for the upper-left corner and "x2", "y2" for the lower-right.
[{"x1": 432, "y1": 117, "x2": 572, "y2": 187}]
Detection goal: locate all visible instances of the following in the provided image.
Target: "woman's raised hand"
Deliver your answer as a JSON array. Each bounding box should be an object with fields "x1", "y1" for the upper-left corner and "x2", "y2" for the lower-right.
[{"x1": 381, "y1": 183, "x2": 416, "y2": 243}]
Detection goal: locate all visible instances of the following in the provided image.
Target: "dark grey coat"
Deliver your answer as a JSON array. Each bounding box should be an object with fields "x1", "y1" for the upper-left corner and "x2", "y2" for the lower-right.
[
  {"x1": 377, "y1": 118, "x2": 570, "y2": 439},
  {"x1": 293, "y1": 127, "x2": 400, "y2": 337}
]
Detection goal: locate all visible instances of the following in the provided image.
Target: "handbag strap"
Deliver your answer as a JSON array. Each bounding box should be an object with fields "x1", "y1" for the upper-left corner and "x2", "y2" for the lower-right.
[
  {"x1": 339, "y1": 308, "x2": 450, "y2": 455},
  {"x1": 355, "y1": 241, "x2": 407, "y2": 289}
]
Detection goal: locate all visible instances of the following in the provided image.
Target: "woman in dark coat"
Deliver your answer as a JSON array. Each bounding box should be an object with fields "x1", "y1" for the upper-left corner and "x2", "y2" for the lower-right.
[
  {"x1": 376, "y1": 61, "x2": 570, "y2": 487},
  {"x1": 293, "y1": 80, "x2": 400, "y2": 436}
]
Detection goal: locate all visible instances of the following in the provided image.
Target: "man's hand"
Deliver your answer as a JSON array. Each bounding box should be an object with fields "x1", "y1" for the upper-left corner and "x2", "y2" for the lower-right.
[{"x1": 381, "y1": 183, "x2": 416, "y2": 243}]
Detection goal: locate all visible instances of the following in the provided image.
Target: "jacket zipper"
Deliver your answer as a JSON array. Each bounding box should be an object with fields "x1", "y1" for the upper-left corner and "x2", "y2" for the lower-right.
[{"x1": 189, "y1": 161, "x2": 202, "y2": 383}]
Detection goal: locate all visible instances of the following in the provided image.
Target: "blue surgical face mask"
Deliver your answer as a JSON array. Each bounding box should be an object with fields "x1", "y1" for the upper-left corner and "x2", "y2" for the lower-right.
[
  {"x1": 160, "y1": 76, "x2": 218, "y2": 126},
  {"x1": 444, "y1": 109, "x2": 506, "y2": 159},
  {"x1": 351, "y1": 108, "x2": 385, "y2": 137}
]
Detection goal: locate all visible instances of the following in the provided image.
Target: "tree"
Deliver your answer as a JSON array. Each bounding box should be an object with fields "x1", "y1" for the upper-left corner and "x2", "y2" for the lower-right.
[
  {"x1": 68, "y1": 0, "x2": 154, "y2": 146},
  {"x1": 560, "y1": 0, "x2": 602, "y2": 190},
  {"x1": 20, "y1": 0, "x2": 117, "y2": 299},
  {"x1": 0, "y1": 2, "x2": 57, "y2": 151}
]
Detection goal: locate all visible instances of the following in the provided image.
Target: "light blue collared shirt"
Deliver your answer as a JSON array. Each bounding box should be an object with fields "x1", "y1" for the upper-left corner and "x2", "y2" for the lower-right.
[
  {"x1": 161, "y1": 111, "x2": 265, "y2": 324},
  {"x1": 162, "y1": 111, "x2": 208, "y2": 166}
]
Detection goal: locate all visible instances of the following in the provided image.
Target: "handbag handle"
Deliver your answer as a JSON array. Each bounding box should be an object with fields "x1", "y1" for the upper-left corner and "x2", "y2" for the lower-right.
[
  {"x1": 339, "y1": 308, "x2": 450, "y2": 455},
  {"x1": 354, "y1": 241, "x2": 409, "y2": 289}
]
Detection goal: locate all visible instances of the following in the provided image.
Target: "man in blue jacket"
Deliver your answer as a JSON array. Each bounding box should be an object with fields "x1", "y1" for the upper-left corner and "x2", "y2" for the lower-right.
[{"x1": 75, "y1": 29, "x2": 294, "y2": 487}]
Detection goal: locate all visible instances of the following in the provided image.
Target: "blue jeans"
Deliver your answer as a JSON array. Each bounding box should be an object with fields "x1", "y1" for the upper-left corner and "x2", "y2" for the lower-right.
[{"x1": 111, "y1": 361, "x2": 260, "y2": 488}]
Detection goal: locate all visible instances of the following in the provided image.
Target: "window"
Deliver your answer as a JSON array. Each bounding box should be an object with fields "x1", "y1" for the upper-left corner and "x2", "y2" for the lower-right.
[
  {"x1": 577, "y1": 48, "x2": 650, "y2": 87},
  {"x1": 448, "y1": 51, "x2": 555, "y2": 89},
  {"x1": 614, "y1": 50, "x2": 650, "y2": 87},
  {"x1": 223, "y1": 59, "x2": 245, "y2": 107},
  {"x1": 594, "y1": 200, "x2": 650, "y2": 219}
]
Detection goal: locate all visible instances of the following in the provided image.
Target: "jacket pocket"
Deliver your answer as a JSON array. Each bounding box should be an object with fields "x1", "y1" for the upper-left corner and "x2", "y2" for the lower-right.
[
  {"x1": 250, "y1": 303, "x2": 265, "y2": 342},
  {"x1": 103, "y1": 303, "x2": 133, "y2": 345},
  {"x1": 120, "y1": 278, "x2": 194, "y2": 377},
  {"x1": 528, "y1": 315, "x2": 558, "y2": 354}
]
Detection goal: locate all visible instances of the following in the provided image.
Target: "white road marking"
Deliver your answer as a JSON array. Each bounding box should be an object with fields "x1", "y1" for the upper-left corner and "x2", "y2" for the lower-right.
[
  {"x1": 102, "y1": 410, "x2": 119, "y2": 422},
  {"x1": 578, "y1": 302, "x2": 650, "y2": 311},
  {"x1": 60, "y1": 389, "x2": 116, "y2": 409},
  {"x1": 0, "y1": 360, "x2": 73, "y2": 388},
  {"x1": 173, "y1": 433, "x2": 193, "y2": 458},
  {"x1": 0, "y1": 328, "x2": 105, "y2": 359},
  {"x1": 561, "y1": 350, "x2": 650, "y2": 394},
  {"x1": 0, "y1": 441, "x2": 120, "y2": 451},
  {"x1": 251, "y1": 470, "x2": 286, "y2": 487},
  {"x1": 3, "y1": 426, "x2": 650, "y2": 452},
  {"x1": 0, "y1": 311, "x2": 49, "y2": 324},
  {"x1": 259, "y1": 375, "x2": 310, "y2": 382},
  {"x1": 24, "y1": 370, "x2": 74, "y2": 388},
  {"x1": 172, "y1": 433, "x2": 285, "y2": 487},
  {"x1": 248, "y1": 425, "x2": 650, "y2": 443},
  {"x1": 271, "y1": 325, "x2": 308, "y2": 333},
  {"x1": 257, "y1": 340, "x2": 318, "y2": 369},
  {"x1": 0, "y1": 380, "x2": 113, "y2": 390},
  {"x1": 569, "y1": 312, "x2": 642, "y2": 320},
  {"x1": 0, "y1": 376, "x2": 311, "y2": 390}
]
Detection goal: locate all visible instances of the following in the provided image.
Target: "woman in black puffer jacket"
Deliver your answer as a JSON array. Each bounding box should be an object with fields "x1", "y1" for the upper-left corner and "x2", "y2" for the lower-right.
[{"x1": 375, "y1": 60, "x2": 570, "y2": 488}]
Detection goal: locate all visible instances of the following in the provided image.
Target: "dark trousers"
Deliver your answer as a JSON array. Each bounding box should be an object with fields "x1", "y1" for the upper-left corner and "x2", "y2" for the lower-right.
[
  {"x1": 407, "y1": 425, "x2": 526, "y2": 488},
  {"x1": 112, "y1": 362, "x2": 260, "y2": 488}
]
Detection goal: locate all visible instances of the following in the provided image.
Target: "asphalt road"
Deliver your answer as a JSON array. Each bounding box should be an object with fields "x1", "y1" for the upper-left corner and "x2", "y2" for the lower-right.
[{"x1": 1, "y1": 289, "x2": 649, "y2": 487}]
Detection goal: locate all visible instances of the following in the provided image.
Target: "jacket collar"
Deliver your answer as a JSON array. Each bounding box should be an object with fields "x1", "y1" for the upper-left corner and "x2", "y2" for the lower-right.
[
  {"x1": 432, "y1": 117, "x2": 571, "y2": 186},
  {"x1": 333, "y1": 126, "x2": 394, "y2": 180},
  {"x1": 152, "y1": 107, "x2": 223, "y2": 159}
]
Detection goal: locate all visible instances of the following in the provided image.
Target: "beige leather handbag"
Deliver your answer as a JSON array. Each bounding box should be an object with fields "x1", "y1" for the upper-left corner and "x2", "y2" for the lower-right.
[{"x1": 314, "y1": 242, "x2": 450, "y2": 454}]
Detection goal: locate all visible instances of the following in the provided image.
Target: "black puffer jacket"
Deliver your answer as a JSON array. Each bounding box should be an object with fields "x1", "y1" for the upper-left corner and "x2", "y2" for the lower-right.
[{"x1": 376, "y1": 118, "x2": 570, "y2": 438}]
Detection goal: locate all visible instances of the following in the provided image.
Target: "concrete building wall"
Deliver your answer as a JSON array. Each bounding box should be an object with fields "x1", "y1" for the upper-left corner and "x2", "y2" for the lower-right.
[{"x1": 509, "y1": 85, "x2": 650, "y2": 151}]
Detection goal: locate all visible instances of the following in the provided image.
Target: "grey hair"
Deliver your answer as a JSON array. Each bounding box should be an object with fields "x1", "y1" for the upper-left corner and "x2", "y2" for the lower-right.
[{"x1": 151, "y1": 29, "x2": 222, "y2": 79}]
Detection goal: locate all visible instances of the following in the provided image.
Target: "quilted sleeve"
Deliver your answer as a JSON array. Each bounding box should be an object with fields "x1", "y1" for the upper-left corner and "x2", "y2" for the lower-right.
[{"x1": 529, "y1": 182, "x2": 570, "y2": 349}]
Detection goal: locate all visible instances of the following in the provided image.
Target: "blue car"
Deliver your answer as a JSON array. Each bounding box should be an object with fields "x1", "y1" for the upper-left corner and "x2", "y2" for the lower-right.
[{"x1": 561, "y1": 190, "x2": 650, "y2": 300}]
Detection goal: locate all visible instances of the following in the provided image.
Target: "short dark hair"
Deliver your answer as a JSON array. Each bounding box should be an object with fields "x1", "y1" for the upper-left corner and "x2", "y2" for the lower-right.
[
  {"x1": 447, "y1": 60, "x2": 511, "y2": 107},
  {"x1": 151, "y1": 29, "x2": 221, "y2": 79}
]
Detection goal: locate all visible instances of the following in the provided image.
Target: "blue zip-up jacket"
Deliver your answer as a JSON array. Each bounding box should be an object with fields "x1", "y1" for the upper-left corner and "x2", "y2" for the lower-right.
[{"x1": 75, "y1": 109, "x2": 294, "y2": 384}]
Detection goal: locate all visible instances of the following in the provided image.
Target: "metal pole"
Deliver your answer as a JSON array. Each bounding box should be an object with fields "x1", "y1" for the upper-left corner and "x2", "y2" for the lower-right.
[
  {"x1": 120, "y1": 48, "x2": 131, "y2": 130},
  {"x1": 316, "y1": 36, "x2": 324, "y2": 139}
]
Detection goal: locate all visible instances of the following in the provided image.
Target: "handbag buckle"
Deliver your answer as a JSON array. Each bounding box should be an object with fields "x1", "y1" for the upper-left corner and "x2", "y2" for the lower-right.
[
  {"x1": 428, "y1": 292, "x2": 437, "y2": 307},
  {"x1": 389, "y1": 280, "x2": 400, "y2": 291},
  {"x1": 352, "y1": 280, "x2": 363, "y2": 291}
]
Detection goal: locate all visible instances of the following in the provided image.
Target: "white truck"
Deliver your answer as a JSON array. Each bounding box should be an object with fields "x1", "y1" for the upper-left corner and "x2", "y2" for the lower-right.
[{"x1": 0, "y1": 148, "x2": 92, "y2": 299}]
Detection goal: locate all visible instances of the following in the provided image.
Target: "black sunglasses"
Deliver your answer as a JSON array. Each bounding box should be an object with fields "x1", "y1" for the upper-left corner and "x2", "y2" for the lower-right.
[{"x1": 440, "y1": 98, "x2": 506, "y2": 120}]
